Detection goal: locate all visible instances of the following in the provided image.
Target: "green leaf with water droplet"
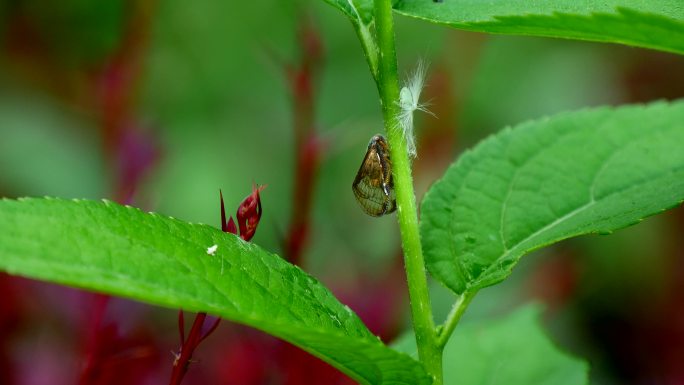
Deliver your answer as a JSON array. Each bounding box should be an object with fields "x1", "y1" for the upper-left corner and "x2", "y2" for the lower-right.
[{"x1": 0, "y1": 197, "x2": 430, "y2": 385}]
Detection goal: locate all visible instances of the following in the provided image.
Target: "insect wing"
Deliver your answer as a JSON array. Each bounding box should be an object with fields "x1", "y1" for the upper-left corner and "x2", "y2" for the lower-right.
[
  {"x1": 352, "y1": 135, "x2": 396, "y2": 217},
  {"x1": 384, "y1": 180, "x2": 396, "y2": 213},
  {"x1": 352, "y1": 153, "x2": 387, "y2": 216}
]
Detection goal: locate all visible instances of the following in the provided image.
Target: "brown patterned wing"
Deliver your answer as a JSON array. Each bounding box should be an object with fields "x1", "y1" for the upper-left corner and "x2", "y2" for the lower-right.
[{"x1": 352, "y1": 135, "x2": 396, "y2": 217}]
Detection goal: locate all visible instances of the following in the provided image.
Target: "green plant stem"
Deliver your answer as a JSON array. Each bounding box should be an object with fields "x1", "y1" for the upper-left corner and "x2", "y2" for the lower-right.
[
  {"x1": 436, "y1": 290, "x2": 477, "y2": 348},
  {"x1": 372, "y1": 0, "x2": 441, "y2": 383},
  {"x1": 354, "y1": 23, "x2": 379, "y2": 81}
]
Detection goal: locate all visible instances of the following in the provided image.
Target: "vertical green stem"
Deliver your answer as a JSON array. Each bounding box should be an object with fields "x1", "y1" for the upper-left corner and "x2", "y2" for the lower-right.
[{"x1": 372, "y1": 0, "x2": 441, "y2": 383}]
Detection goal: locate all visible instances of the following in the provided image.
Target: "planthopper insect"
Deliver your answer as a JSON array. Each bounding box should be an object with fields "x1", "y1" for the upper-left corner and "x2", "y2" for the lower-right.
[{"x1": 352, "y1": 134, "x2": 396, "y2": 217}]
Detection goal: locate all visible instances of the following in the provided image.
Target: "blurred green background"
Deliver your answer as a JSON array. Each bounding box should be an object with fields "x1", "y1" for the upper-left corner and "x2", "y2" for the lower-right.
[{"x1": 1, "y1": 1, "x2": 683, "y2": 384}]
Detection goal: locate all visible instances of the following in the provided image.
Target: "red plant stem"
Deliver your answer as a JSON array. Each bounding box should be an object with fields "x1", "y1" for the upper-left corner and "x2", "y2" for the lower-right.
[
  {"x1": 97, "y1": 1, "x2": 154, "y2": 159},
  {"x1": 78, "y1": 3, "x2": 158, "y2": 379},
  {"x1": 284, "y1": 18, "x2": 324, "y2": 266},
  {"x1": 169, "y1": 312, "x2": 208, "y2": 385},
  {"x1": 169, "y1": 188, "x2": 266, "y2": 384},
  {"x1": 77, "y1": 294, "x2": 110, "y2": 385},
  {"x1": 169, "y1": 314, "x2": 221, "y2": 384},
  {"x1": 178, "y1": 310, "x2": 185, "y2": 343}
]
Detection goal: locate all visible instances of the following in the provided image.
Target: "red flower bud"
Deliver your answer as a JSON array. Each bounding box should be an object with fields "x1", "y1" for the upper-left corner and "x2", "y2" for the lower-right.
[
  {"x1": 236, "y1": 184, "x2": 265, "y2": 242},
  {"x1": 219, "y1": 185, "x2": 265, "y2": 241}
]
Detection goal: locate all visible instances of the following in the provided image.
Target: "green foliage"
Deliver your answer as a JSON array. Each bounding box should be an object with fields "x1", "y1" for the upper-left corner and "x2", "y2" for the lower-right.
[
  {"x1": 395, "y1": 305, "x2": 588, "y2": 385},
  {"x1": 0, "y1": 198, "x2": 430, "y2": 385},
  {"x1": 321, "y1": 0, "x2": 374, "y2": 25},
  {"x1": 445, "y1": 306, "x2": 588, "y2": 385},
  {"x1": 394, "y1": 0, "x2": 684, "y2": 55},
  {"x1": 420, "y1": 101, "x2": 684, "y2": 294},
  {"x1": 322, "y1": 0, "x2": 684, "y2": 55}
]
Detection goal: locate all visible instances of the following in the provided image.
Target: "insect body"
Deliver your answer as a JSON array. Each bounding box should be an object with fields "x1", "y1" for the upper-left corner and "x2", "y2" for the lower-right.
[{"x1": 352, "y1": 134, "x2": 396, "y2": 217}]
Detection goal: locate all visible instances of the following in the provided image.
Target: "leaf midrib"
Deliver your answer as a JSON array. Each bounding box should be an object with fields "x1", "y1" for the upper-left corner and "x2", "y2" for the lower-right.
[
  {"x1": 475, "y1": 164, "x2": 684, "y2": 290},
  {"x1": 460, "y1": 113, "x2": 675, "y2": 289}
]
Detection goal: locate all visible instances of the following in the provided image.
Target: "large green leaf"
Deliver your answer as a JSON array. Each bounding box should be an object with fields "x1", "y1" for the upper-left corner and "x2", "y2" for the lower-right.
[
  {"x1": 420, "y1": 101, "x2": 684, "y2": 294},
  {"x1": 394, "y1": 305, "x2": 588, "y2": 385},
  {"x1": 0, "y1": 198, "x2": 430, "y2": 385},
  {"x1": 393, "y1": 0, "x2": 684, "y2": 55}
]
